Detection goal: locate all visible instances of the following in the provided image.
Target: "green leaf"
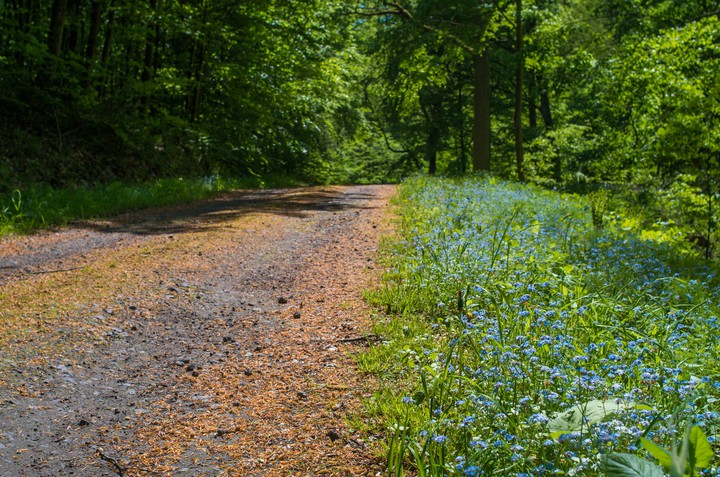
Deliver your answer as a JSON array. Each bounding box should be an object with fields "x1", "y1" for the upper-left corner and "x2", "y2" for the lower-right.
[
  {"x1": 548, "y1": 399, "x2": 644, "y2": 433},
  {"x1": 600, "y1": 453, "x2": 665, "y2": 477},
  {"x1": 688, "y1": 426, "x2": 714, "y2": 469},
  {"x1": 639, "y1": 437, "x2": 672, "y2": 467}
]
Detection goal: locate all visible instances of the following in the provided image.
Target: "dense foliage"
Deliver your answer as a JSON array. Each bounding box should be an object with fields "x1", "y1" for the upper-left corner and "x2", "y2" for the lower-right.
[
  {"x1": 367, "y1": 175, "x2": 720, "y2": 476},
  {"x1": 0, "y1": 0, "x2": 394, "y2": 188},
  {"x1": 6, "y1": 0, "x2": 718, "y2": 251},
  {"x1": 357, "y1": 0, "x2": 720, "y2": 255},
  {"x1": 2, "y1": 0, "x2": 720, "y2": 250}
]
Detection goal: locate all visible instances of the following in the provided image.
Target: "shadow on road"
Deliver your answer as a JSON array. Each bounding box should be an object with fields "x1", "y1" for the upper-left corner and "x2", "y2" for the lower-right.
[
  {"x1": 79, "y1": 187, "x2": 381, "y2": 236},
  {"x1": 0, "y1": 185, "x2": 389, "y2": 279}
]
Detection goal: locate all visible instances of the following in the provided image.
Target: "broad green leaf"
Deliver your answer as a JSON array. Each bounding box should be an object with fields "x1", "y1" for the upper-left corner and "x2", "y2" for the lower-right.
[
  {"x1": 639, "y1": 437, "x2": 672, "y2": 467},
  {"x1": 600, "y1": 453, "x2": 665, "y2": 477},
  {"x1": 530, "y1": 219, "x2": 541, "y2": 235},
  {"x1": 688, "y1": 426, "x2": 714, "y2": 469},
  {"x1": 548, "y1": 399, "x2": 642, "y2": 433}
]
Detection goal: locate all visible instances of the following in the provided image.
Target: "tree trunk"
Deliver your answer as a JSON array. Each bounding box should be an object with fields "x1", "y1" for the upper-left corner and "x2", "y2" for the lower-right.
[
  {"x1": 62, "y1": 0, "x2": 80, "y2": 54},
  {"x1": 426, "y1": 127, "x2": 439, "y2": 175},
  {"x1": 8, "y1": 0, "x2": 32, "y2": 63},
  {"x1": 83, "y1": 0, "x2": 102, "y2": 89},
  {"x1": 187, "y1": 0, "x2": 208, "y2": 122},
  {"x1": 48, "y1": 0, "x2": 69, "y2": 56},
  {"x1": 458, "y1": 83, "x2": 467, "y2": 174},
  {"x1": 528, "y1": 71, "x2": 537, "y2": 128},
  {"x1": 97, "y1": 3, "x2": 114, "y2": 96},
  {"x1": 85, "y1": 0, "x2": 102, "y2": 61},
  {"x1": 141, "y1": 0, "x2": 157, "y2": 84},
  {"x1": 539, "y1": 75, "x2": 558, "y2": 182},
  {"x1": 419, "y1": 89, "x2": 439, "y2": 175},
  {"x1": 514, "y1": 0, "x2": 525, "y2": 182},
  {"x1": 189, "y1": 42, "x2": 205, "y2": 121},
  {"x1": 539, "y1": 78, "x2": 553, "y2": 129},
  {"x1": 472, "y1": 49, "x2": 491, "y2": 172},
  {"x1": 100, "y1": 4, "x2": 114, "y2": 65}
]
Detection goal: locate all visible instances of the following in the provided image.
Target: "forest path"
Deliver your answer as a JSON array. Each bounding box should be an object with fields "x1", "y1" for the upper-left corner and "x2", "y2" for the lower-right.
[{"x1": 0, "y1": 185, "x2": 395, "y2": 476}]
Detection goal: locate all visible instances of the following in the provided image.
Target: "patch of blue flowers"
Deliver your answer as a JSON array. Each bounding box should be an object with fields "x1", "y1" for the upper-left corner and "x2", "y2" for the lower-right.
[{"x1": 383, "y1": 176, "x2": 720, "y2": 476}]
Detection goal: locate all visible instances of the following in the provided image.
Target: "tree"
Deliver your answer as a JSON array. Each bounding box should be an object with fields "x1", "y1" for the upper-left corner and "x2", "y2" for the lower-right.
[{"x1": 357, "y1": 0, "x2": 506, "y2": 173}]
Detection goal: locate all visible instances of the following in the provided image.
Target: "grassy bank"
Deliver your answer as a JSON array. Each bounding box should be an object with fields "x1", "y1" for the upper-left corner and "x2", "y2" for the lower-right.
[
  {"x1": 364, "y1": 175, "x2": 720, "y2": 476},
  {"x1": 0, "y1": 175, "x2": 304, "y2": 236}
]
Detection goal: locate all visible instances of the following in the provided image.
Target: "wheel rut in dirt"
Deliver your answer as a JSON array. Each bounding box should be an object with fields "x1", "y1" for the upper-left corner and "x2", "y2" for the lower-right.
[{"x1": 0, "y1": 184, "x2": 394, "y2": 476}]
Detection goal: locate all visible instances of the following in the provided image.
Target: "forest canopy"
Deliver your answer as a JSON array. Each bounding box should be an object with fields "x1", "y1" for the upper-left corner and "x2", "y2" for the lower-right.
[{"x1": 1, "y1": 0, "x2": 719, "y2": 250}]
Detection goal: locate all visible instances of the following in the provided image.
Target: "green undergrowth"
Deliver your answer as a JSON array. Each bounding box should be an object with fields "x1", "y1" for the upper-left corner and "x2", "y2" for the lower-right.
[
  {"x1": 361, "y1": 175, "x2": 720, "y2": 477},
  {"x1": 0, "y1": 174, "x2": 305, "y2": 236}
]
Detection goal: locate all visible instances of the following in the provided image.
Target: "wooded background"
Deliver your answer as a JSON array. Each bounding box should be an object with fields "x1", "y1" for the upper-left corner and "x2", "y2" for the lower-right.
[{"x1": 1, "y1": 0, "x2": 719, "y2": 251}]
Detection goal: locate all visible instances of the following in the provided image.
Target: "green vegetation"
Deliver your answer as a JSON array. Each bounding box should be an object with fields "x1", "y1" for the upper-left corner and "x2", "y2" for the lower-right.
[
  {"x1": 0, "y1": 175, "x2": 300, "y2": 235},
  {"x1": 364, "y1": 176, "x2": 720, "y2": 476},
  {"x1": 3, "y1": 0, "x2": 720, "y2": 473},
  {"x1": 2, "y1": 0, "x2": 720, "y2": 251}
]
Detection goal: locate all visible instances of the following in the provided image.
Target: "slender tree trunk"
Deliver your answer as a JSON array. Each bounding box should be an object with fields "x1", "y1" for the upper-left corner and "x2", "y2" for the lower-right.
[
  {"x1": 538, "y1": 75, "x2": 558, "y2": 182},
  {"x1": 8, "y1": 0, "x2": 30, "y2": 63},
  {"x1": 419, "y1": 91, "x2": 439, "y2": 175},
  {"x1": 98, "y1": 3, "x2": 114, "y2": 96},
  {"x1": 426, "y1": 127, "x2": 439, "y2": 175},
  {"x1": 528, "y1": 71, "x2": 537, "y2": 128},
  {"x1": 140, "y1": 0, "x2": 158, "y2": 111},
  {"x1": 458, "y1": 83, "x2": 467, "y2": 174},
  {"x1": 22, "y1": 0, "x2": 33, "y2": 34},
  {"x1": 185, "y1": 41, "x2": 197, "y2": 118},
  {"x1": 190, "y1": 42, "x2": 205, "y2": 121},
  {"x1": 539, "y1": 77, "x2": 553, "y2": 129},
  {"x1": 472, "y1": 49, "x2": 491, "y2": 172},
  {"x1": 187, "y1": 0, "x2": 207, "y2": 122},
  {"x1": 83, "y1": 0, "x2": 102, "y2": 88},
  {"x1": 514, "y1": 0, "x2": 525, "y2": 182},
  {"x1": 100, "y1": 5, "x2": 113, "y2": 65},
  {"x1": 141, "y1": 0, "x2": 157, "y2": 84}
]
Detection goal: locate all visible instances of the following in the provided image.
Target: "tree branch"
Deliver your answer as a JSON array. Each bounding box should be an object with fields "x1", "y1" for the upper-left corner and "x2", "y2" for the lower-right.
[{"x1": 362, "y1": 80, "x2": 411, "y2": 155}]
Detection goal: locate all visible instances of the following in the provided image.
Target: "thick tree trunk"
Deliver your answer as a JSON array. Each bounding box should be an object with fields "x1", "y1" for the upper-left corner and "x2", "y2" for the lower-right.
[
  {"x1": 48, "y1": 0, "x2": 69, "y2": 56},
  {"x1": 514, "y1": 0, "x2": 525, "y2": 182},
  {"x1": 86, "y1": 0, "x2": 102, "y2": 60},
  {"x1": 40, "y1": 0, "x2": 69, "y2": 85},
  {"x1": 472, "y1": 49, "x2": 491, "y2": 172},
  {"x1": 62, "y1": 0, "x2": 80, "y2": 54}
]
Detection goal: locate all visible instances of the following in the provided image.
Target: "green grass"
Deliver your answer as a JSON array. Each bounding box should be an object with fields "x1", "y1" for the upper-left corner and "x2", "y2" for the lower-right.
[
  {"x1": 0, "y1": 174, "x2": 305, "y2": 236},
  {"x1": 362, "y1": 175, "x2": 720, "y2": 477}
]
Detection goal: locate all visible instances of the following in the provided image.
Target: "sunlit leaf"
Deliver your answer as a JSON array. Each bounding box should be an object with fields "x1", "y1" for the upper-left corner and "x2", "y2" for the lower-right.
[
  {"x1": 601, "y1": 453, "x2": 665, "y2": 477},
  {"x1": 639, "y1": 437, "x2": 672, "y2": 467},
  {"x1": 688, "y1": 426, "x2": 714, "y2": 469}
]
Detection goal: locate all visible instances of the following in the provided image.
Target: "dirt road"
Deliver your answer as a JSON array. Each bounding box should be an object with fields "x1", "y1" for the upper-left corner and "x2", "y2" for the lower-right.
[{"x1": 0, "y1": 185, "x2": 395, "y2": 476}]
